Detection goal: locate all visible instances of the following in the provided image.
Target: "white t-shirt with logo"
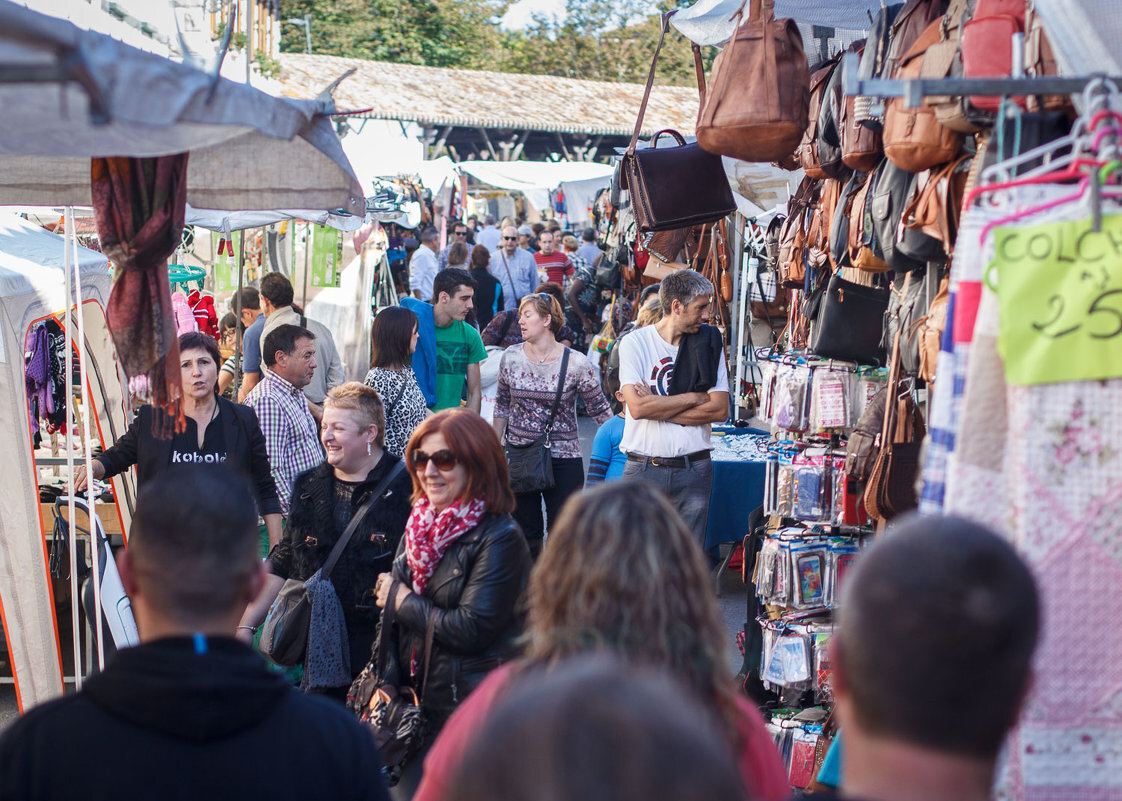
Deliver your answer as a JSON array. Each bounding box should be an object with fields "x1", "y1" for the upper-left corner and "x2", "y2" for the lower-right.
[{"x1": 617, "y1": 324, "x2": 729, "y2": 458}]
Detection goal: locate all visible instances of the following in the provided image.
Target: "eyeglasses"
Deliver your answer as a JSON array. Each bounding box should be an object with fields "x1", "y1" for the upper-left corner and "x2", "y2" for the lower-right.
[
  {"x1": 454, "y1": 230, "x2": 467, "y2": 236},
  {"x1": 502, "y1": 236, "x2": 517, "y2": 241},
  {"x1": 412, "y1": 449, "x2": 459, "y2": 471}
]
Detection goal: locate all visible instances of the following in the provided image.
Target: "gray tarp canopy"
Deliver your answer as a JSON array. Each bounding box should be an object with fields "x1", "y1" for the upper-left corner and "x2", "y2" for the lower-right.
[{"x1": 0, "y1": 0, "x2": 364, "y2": 214}]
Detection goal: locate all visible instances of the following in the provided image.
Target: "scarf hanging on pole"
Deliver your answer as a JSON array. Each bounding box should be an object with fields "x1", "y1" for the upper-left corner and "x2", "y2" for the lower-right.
[{"x1": 91, "y1": 154, "x2": 190, "y2": 435}]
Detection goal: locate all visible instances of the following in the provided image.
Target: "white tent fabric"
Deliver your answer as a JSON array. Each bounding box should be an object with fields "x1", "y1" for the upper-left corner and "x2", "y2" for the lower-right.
[
  {"x1": 185, "y1": 206, "x2": 366, "y2": 233},
  {"x1": 0, "y1": 0, "x2": 364, "y2": 215},
  {"x1": 0, "y1": 214, "x2": 129, "y2": 710},
  {"x1": 458, "y1": 161, "x2": 614, "y2": 213},
  {"x1": 558, "y1": 174, "x2": 613, "y2": 229},
  {"x1": 338, "y1": 119, "x2": 427, "y2": 190},
  {"x1": 1033, "y1": 0, "x2": 1122, "y2": 80},
  {"x1": 672, "y1": 0, "x2": 877, "y2": 46},
  {"x1": 304, "y1": 252, "x2": 378, "y2": 382}
]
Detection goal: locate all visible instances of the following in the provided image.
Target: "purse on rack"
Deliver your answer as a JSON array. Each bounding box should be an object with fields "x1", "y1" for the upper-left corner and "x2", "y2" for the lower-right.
[
  {"x1": 695, "y1": 0, "x2": 810, "y2": 163},
  {"x1": 505, "y1": 348, "x2": 570, "y2": 494},
  {"x1": 260, "y1": 463, "x2": 407, "y2": 667},
  {"x1": 845, "y1": 386, "x2": 888, "y2": 482},
  {"x1": 797, "y1": 55, "x2": 842, "y2": 179},
  {"x1": 622, "y1": 14, "x2": 735, "y2": 233},
  {"x1": 346, "y1": 587, "x2": 435, "y2": 786},
  {"x1": 809, "y1": 271, "x2": 891, "y2": 366}
]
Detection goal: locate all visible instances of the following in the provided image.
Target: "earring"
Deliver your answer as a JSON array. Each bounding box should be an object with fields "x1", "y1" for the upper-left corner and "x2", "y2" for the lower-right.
[{"x1": 366, "y1": 441, "x2": 372, "y2": 456}]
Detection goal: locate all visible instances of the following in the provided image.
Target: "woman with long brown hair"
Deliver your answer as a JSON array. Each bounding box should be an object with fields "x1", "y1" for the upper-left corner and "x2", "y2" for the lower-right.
[{"x1": 411, "y1": 480, "x2": 789, "y2": 801}]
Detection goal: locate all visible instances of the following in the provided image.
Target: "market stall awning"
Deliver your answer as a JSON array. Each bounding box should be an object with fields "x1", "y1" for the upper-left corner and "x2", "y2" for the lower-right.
[
  {"x1": 184, "y1": 206, "x2": 367, "y2": 233},
  {"x1": 0, "y1": 0, "x2": 364, "y2": 215},
  {"x1": 672, "y1": 0, "x2": 878, "y2": 46},
  {"x1": 458, "y1": 161, "x2": 614, "y2": 213}
]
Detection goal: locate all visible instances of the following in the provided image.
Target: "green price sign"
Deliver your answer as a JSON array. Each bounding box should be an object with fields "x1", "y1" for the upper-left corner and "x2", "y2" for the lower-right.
[
  {"x1": 992, "y1": 214, "x2": 1122, "y2": 385},
  {"x1": 212, "y1": 230, "x2": 242, "y2": 292},
  {"x1": 310, "y1": 225, "x2": 342, "y2": 288}
]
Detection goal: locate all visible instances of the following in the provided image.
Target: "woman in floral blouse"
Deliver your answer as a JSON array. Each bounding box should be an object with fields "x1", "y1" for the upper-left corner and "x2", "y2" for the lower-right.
[
  {"x1": 492, "y1": 293, "x2": 611, "y2": 557},
  {"x1": 364, "y1": 306, "x2": 430, "y2": 457}
]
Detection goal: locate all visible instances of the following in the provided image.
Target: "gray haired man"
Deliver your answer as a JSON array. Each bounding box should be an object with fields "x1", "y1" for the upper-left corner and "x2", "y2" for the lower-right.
[{"x1": 617, "y1": 269, "x2": 728, "y2": 545}]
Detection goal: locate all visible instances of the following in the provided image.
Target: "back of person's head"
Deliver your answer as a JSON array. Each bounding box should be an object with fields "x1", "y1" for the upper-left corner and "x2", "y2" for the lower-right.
[
  {"x1": 259, "y1": 272, "x2": 295, "y2": 309},
  {"x1": 238, "y1": 286, "x2": 260, "y2": 311},
  {"x1": 836, "y1": 514, "x2": 1039, "y2": 758},
  {"x1": 636, "y1": 296, "x2": 663, "y2": 328},
  {"x1": 371, "y1": 306, "x2": 418, "y2": 368},
  {"x1": 518, "y1": 292, "x2": 564, "y2": 335},
  {"x1": 421, "y1": 227, "x2": 439, "y2": 246},
  {"x1": 528, "y1": 481, "x2": 735, "y2": 717},
  {"x1": 262, "y1": 323, "x2": 314, "y2": 368},
  {"x1": 325, "y1": 382, "x2": 386, "y2": 449},
  {"x1": 639, "y1": 282, "x2": 661, "y2": 306},
  {"x1": 469, "y1": 244, "x2": 491, "y2": 271},
  {"x1": 450, "y1": 655, "x2": 745, "y2": 801},
  {"x1": 432, "y1": 268, "x2": 476, "y2": 303},
  {"x1": 562, "y1": 234, "x2": 579, "y2": 252},
  {"x1": 534, "y1": 281, "x2": 565, "y2": 309},
  {"x1": 447, "y1": 241, "x2": 470, "y2": 267},
  {"x1": 485, "y1": 214, "x2": 497, "y2": 226},
  {"x1": 127, "y1": 466, "x2": 259, "y2": 627},
  {"x1": 582, "y1": 227, "x2": 597, "y2": 242},
  {"x1": 604, "y1": 367, "x2": 623, "y2": 415},
  {"x1": 659, "y1": 269, "x2": 713, "y2": 314},
  {"x1": 532, "y1": 222, "x2": 545, "y2": 236}
]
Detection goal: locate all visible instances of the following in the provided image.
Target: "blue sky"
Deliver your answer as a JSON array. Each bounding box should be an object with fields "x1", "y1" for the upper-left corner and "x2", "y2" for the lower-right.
[{"x1": 501, "y1": 0, "x2": 567, "y2": 30}]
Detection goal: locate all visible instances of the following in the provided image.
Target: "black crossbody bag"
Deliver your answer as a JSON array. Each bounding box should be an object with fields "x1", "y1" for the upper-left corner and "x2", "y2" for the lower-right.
[{"x1": 505, "y1": 348, "x2": 570, "y2": 494}]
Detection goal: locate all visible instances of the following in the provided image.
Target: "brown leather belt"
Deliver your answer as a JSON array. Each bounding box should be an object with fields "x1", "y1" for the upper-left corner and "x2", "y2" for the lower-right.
[{"x1": 626, "y1": 450, "x2": 711, "y2": 469}]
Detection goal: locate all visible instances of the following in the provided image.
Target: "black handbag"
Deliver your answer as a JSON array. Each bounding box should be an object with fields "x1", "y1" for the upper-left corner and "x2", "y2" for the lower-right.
[
  {"x1": 505, "y1": 348, "x2": 570, "y2": 494},
  {"x1": 259, "y1": 462, "x2": 406, "y2": 667},
  {"x1": 809, "y1": 272, "x2": 891, "y2": 365},
  {"x1": 621, "y1": 14, "x2": 735, "y2": 233},
  {"x1": 346, "y1": 584, "x2": 435, "y2": 786}
]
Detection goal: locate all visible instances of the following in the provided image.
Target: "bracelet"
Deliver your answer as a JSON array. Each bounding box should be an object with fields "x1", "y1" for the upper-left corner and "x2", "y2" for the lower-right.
[{"x1": 236, "y1": 625, "x2": 257, "y2": 633}]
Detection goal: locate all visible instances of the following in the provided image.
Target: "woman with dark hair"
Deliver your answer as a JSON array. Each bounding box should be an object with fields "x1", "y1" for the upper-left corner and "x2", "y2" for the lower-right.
[
  {"x1": 74, "y1": 331, "x2": 282, "y2": 544},
  {"x1": 492, "y1": 293, "x2": 611, "y2": 556},
  {"x1": 467, "y1": 244, "x2": 503, "y2": 330},
  {"x1": 412, "y1": 481, "x2": 789, "y2": 801},
  {"x1": 373, "y1": 410, "x2": 531, "y2": 792},
  {"x1": 364, "y1": 306, "x2": 429, "y2": 457}
]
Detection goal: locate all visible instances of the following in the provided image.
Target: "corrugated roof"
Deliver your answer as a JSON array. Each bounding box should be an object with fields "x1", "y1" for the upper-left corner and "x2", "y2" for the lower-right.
[{"x1": 277, "y1": 53, "x2": 700, "y2": 137}]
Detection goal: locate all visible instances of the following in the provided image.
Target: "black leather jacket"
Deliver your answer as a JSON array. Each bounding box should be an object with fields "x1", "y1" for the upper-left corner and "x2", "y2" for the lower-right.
[{"x1": 390, "y1": 513, "x2": 530, "y2": 730}]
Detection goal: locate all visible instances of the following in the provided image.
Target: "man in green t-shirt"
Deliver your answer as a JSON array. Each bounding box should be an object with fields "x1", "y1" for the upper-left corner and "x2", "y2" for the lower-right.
[{"x1": 432, "y1": 268, "x2": 487, "y2": 412}]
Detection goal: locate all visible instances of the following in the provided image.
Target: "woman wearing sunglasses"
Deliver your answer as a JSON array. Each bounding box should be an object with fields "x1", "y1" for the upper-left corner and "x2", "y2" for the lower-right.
[{"x1": 374, "y1": 409, "x2": 531, "y2": 794}]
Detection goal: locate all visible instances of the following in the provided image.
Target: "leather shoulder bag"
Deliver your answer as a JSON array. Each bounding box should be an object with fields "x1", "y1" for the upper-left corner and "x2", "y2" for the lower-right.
[
  {"x1": 505, "y1": 348, "x2": 571, "y2": 494},
  {"x1": 260, "y1": 461, "x2": 408, "y2": 667},
  {"x1": 622, "y1": 13, "x2": 735, "y2": 233},
  {"x1": 809, "y1": 269, "x2": 891, "y2": 366}
]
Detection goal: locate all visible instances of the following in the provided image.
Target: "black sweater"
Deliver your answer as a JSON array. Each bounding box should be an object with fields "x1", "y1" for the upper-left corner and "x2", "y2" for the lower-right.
[
  {"x1": 96, "y1": 397, "x2": 282, "y2": 516},
  {"x1": 0, "y1": 637, "x2": 389, "y2": 801}
]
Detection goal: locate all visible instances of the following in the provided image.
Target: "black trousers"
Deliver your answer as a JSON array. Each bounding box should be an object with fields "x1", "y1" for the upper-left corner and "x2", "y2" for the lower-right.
[{"x1": 512, "y1": 457, "x2": 585, "y2": 556}]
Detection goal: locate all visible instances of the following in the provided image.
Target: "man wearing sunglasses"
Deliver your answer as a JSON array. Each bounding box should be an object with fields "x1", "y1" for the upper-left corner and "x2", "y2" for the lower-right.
[
  {"x1": 489, "y1": 225, "x2": 538, "y2": 312},
  {"x1": 437, "y1": 222, "x2": 471, "y2": 270}
]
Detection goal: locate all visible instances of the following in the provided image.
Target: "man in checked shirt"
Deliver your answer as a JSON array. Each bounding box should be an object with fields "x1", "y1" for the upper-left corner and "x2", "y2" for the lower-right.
[{"x1": 244, "y1": 324, "x2": 324, "y2": 533}]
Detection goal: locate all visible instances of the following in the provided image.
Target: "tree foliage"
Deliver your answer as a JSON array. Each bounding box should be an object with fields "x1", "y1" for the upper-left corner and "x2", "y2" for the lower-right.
[{"x1": 279, "y1": 0, "x2": 713, "y2": 87}]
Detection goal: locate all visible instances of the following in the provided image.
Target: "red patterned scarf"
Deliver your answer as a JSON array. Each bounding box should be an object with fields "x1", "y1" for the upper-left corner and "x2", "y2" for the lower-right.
[{"x1": 404, "y1": 497, "x2": 486, "y2": 596}]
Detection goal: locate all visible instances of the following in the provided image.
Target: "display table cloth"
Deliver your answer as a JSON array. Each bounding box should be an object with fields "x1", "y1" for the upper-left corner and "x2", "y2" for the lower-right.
[{"x1": 705, "y1": 426, "x2": 770, "y2": 557}]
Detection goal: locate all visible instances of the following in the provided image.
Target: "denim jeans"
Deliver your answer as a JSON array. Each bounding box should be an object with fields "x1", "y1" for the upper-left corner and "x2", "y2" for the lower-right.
[{"x1": 621, "y1": 455, "x2": 713, "y2": 547}]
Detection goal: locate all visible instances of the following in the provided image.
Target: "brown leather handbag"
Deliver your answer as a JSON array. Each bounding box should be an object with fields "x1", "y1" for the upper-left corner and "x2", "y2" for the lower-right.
[
  {"x1": 883, "y1": 19, "x2": 964, "y2": 172},
  {"x1": 918, "y1": 274, "x2": 949, "y2": 385},
  {"x1": 864, "y1": 327, "x2": 926, "y2": 521},
  {"x1": 696, "y1": 0, "x2": 810, "y2": 164},
  {"x1": 623, "y1": 14, "x2": 735, "y2": 233},
  {"x1": 797, "y1": 57, "x2": 841, "y2": 179},
  {"x1": 847, "y1": 174, "x2": 890, "y2": 273}
]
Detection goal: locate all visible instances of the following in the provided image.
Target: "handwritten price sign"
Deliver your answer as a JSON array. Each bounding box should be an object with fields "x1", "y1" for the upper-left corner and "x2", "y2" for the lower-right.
[{"x1": 992, "y1": 214, "x2": 1122, "y2": 385}]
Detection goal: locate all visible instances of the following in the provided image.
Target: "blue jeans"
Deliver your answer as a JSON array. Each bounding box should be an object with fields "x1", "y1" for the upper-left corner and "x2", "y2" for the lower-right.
[{"x1": 621, "y1": 455, "x2": 713, "y2": 547}]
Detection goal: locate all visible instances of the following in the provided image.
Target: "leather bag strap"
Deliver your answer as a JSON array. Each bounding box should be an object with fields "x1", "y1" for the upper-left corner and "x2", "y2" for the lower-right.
[
  {"x1": 374, "y1": 581, "x2": 438, "y2": 700},
  {"x1": 627, "y1": 11, "x2": 675, "y2": 155},
  {"x1": 691, "y1": 42, "x2": 707, "y2": 105},
  {"x1": 544, "y1": 347, "x2": 571, "y2": 439},
  {"x1": 321, "y1": 461, "x2": 407, "y2": 580}
]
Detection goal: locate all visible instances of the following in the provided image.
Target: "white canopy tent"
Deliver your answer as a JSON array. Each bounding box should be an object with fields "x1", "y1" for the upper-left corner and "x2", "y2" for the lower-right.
[
  {"x1": 457, "y1": 160, "x2": 614, "y2": 227},
  {"x1": 0, "y1": 214, "x2": 130, "y2": 710}
]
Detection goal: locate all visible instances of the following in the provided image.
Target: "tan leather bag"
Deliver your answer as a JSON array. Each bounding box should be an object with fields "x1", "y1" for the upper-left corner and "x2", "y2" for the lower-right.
[
  {"x1": 840, "y1": 42, "x2": 882, "y2": 171},
  {"x1": 696, "y1": 0, "x2": 810, "y2": 164},
  {"x1": 797, "y1": 58, "x2": 840, "y2": 179},
  {"x1": 847, "y1": 175, "x2": 890, "y2": 273},
  {"x1": 920, "y1": 0, "x2": 984, "y2": 133},
  {"x1": 918, "y1": 275, "x2": 949, "y2": 385},
  {"x1": 883, "y1": 20, "x2": 964, "y2": 172}
]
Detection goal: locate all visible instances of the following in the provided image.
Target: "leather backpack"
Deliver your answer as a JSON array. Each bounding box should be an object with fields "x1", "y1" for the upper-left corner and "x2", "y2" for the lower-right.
[
  {"x1": 961, "y1": 0, "x2": 1026, "y2": 111},
  {"x1": 797, "y1": 56, "x2": 842, "y2": 179},
  {"x1": 869, "y1": 159, "x2": 926, "y2": 273},
  {"x1": 918, "y1": 274, "x2": 950, "y2": 384},
  {"x1": 830, "y1": 171, "x2": 867, "y2": 267},
  {"x1": 696, "y1": 0, "x2": 810, "y2": 163},
  {"x1": 883, "y1": 20, "x2": 965, "y2": 172},
  {"x1": 922, "y1": 0, "x2": 992, "y2": 133},
  {"x1": 883, "y1": 0, "x2": 951, "y2": 82},
  {"x1": 847, "y1": 173, "x2": 890, "y2": 273},
  {"x1": 816, "y1": 53, "x2": 853, "y2": 180},
  {"x1": 777, "y1": 177, "x2": 820, "y2": 288},
  {"x1": 854, "y1": 4, "x2": 904, "y2": 130},
  {"x1": 899, "y1": 154, "x2": 971, "y2": 261},
  {"x1": 839, "y1": 40, "x2": 883, "y2": 171}
]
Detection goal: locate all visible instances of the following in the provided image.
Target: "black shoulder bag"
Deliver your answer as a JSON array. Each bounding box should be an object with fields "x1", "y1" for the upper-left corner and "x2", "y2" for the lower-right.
[
  {"x1": 505, "y1": 348, "x2": 570, "y2": 494},
  {"x1": 259, "y1": 461, "x2": 407, "y2": 667}
]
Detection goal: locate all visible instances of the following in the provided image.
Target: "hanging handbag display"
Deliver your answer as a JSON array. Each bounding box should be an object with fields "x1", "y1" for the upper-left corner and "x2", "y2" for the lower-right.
[
  {"x1": 797, "y1": 55, "x2": 842, "y2": 179},
  {"x1": 840, "y1": 40, "x2": 883, "y2": 171},
  {"x1": 622, "y1": 14, "x2": 735, "y2": 233},
  {"x1": 505, "y1": 348, "x2": 571, "y2": 494},
  {"x1": 809, "y1": 271, "x2": 891, "y2": 366},
  {"x1": 346, "y1": 586, "x2": 436, "y2": 786},
  {"x1": 695, "y1": 0, "x2": 810, "y2": 163},
  {"x1": 259, "y1": 462, "x2": 407, "y2": 667}
]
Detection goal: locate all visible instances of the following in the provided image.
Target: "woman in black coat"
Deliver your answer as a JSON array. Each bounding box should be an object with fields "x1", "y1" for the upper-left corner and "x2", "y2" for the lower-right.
[
  {"x1": 375, "y1": 409, "x2": 531, "y2": 790},
  {"x1": 249, "y1": 383, "x2": 413, "y2": 687},
  {"x1": 75, "y1": 332, "x2": 283, "y2": 542}
]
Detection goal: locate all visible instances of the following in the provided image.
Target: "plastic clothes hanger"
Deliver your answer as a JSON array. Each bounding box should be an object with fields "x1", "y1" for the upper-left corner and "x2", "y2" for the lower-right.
[{"x1": 978, "y1": 174, "x2": 1122, "y2": 245}]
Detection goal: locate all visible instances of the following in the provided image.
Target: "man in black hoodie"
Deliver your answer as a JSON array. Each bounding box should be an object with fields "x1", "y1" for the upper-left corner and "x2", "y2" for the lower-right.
[{"x1": 0, "y1": 466, "x2": 389, "y2": 801}]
